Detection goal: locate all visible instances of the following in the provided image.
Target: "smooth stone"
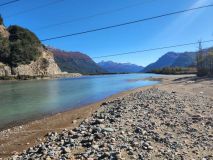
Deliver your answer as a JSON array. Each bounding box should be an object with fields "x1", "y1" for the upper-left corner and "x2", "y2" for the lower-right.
[{"x1": 102, "y1": 128, "x2": 114, "y2": 132}]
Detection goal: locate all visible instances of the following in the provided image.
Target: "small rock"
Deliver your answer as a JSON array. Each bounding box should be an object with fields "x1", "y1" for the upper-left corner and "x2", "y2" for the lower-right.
[
  {"x1": 102, "y1": 128, "x2": 114, "y2": 132},
  {"x1": 72, "y1": 120, "x2": 77, "y2": 124}
]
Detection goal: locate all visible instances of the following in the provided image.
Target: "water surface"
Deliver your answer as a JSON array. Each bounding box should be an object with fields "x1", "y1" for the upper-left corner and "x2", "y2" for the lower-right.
[{"x1": 0, "y1": 74, "x2": 158, "y2": 129}]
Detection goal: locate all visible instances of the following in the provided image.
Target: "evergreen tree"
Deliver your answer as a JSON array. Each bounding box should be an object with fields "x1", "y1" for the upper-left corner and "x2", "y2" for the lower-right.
[
  {"x1": 8, "y1": 25, "x2": 42, "y2": 66},
  {"x1": 0, "y1": 15, "x2": 3, "y2": 25},
  {"x1": 0, "y1": 35, "x2": 10, "y2": 64}
]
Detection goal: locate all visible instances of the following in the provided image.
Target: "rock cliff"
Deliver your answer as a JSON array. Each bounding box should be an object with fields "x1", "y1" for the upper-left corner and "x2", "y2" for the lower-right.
[
  {"x1": 0, "y1": 25, "x2": 9, "y2": 38},
  {"x1": 0, "y1": 23, "x2": 68, "y2": 78},
  {"x1": 0, "y1": 63, "x2": 11, "y2": 76},
  {"x1": 12, "y1": 50, "x2": 62, "y2": 76}
]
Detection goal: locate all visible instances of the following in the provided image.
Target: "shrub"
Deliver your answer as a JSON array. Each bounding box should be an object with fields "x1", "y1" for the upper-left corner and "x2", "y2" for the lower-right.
[
  {"x1": 150, "y1": 67, "x2": 196, "y2": 75},
  {"x1": 0, "y1": 15, "x2": 3, "y2": 25},
  {"x1": 0, "y1": 35, "x2": 10, "y2": 64},
  {"x1": 7, "y1": 25, "x2": 42, "y2": 66},
  {"x1": 197, "y1": 50, "x2": 213, "y2": 77}
]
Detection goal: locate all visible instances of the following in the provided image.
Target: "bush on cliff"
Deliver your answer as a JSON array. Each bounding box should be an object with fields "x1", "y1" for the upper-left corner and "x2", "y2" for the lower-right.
[
  {"x1": 0, "y1": 23, "x2": 43, "y2": 67},
  {"x1": 0, "y1": 35, "x2": 10, "y2": 64},
  {"x1": 0, "y1": 15, "x2": 3, "y2": 25},
  {"x1": 8, "y1": 25, "x2": 42, "y2": 67}
]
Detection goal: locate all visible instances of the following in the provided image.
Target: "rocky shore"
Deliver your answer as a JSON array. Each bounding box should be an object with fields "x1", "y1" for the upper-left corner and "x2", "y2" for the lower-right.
[{"x1": 10, "y1": 85, "x2": 213, "y2": 159}]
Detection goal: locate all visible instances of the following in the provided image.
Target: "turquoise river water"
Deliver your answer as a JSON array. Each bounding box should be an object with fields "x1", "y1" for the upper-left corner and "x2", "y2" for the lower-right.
[{"x1": 0, "y1": 73, "x2": 159, "y2": 129}]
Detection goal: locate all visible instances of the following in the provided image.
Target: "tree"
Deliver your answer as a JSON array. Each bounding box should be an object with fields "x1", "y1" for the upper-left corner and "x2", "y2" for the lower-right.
[
  {"x1": 0, "y1": 15, "x2": 3, "y2": 25},
  {"x1": 7, "y1": 25, "x2": 42, "y2": 66},
  {"x1": 0, "y1": 35, "x2": 10, "y2": 64}
]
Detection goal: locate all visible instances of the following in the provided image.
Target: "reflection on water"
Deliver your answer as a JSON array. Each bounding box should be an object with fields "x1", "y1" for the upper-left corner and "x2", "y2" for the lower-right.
[{"x1": 0, "y1": 74, "x2": 159, "y2": 129}]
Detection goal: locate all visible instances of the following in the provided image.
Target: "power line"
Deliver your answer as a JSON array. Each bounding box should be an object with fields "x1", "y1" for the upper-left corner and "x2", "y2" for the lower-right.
[
  {"x1": 41, "y1": 4, "x2": 213, "y2": 42},
  {"x1": 0, "y1": 0, "x2": 20, "y2": 7},
  {"x1": 34, "y1": 0, "x2": 158, "y2": 31},
  {"x1": 92, "y1": 39, "x2": 213, "y2": 59},
  {"x1": 5, "y1": 0, "x2": 65, "y2": 18}
]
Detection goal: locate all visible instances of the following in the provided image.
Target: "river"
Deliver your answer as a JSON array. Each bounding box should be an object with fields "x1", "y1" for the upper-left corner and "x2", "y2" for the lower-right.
[{"x1": 0, "y1": 73, "x2": 159, "y2": 129}]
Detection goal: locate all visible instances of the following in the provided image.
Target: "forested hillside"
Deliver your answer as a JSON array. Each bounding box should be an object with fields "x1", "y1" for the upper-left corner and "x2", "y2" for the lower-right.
[{"x1": 49, "y1": 47, "x2": 106, "y2": 75}]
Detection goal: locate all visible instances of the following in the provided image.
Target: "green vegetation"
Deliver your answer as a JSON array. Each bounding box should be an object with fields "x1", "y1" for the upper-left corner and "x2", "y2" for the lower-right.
[
  {"x1": 0, "y1": 19, "x2": 42, "y2": 67},
  {"x1": 0, "y1": 35, "x2": 10, "y2": 64},
  {"x1": 197, "y1": 50, "x2": 213, "y2": 77},
  {"x1": 0, "y1": 15, "x2": 3, "y2": 25},
  {"x1": 150, "y1": 67, "x2": 197, "y2": 75},
  {"x1": 8, "y1": 25, "x2": 42, "y2": 67}
]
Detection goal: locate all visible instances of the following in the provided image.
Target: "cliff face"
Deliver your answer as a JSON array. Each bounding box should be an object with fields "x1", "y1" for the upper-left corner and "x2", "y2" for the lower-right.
[
  {"x1": 12, "y1": 50, "x2": 62, "y2": 76},
  {"x1": 0, "y1": 51, "x2": 63, "y2": 77},
  {"x1": 0, "y1": 63, "x2": 11, "y2": 76},
  {"x1": 0, "y1": 25, "x2": 9, "y2": 38},
  {"x1": 0, "y1": 24, "x2": 63, "y2": 77},
  {"x1": 0, "y1": 26, "x2": 10, "y2": 77}
]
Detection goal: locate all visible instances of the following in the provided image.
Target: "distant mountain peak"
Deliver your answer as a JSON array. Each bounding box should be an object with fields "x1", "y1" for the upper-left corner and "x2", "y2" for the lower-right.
[
  {"x1": 141, "y1": 47, "x2": 213, "y2": 73},
  {"x1": 98, "y1": 61, "x2": 144, "y2": 73}
]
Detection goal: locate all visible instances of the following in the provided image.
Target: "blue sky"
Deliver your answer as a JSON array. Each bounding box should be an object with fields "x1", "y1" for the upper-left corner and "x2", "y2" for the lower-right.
[{"x1": 1, "y1": 0, "x2": 213, "y2": 66}]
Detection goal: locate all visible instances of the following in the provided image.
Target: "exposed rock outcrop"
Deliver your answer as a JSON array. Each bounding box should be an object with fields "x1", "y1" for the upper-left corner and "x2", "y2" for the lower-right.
[
  {"x1": 0, "y1": 25, "x2": 9, "y2": 38},
  {"x1": 0, "y1": 50, "x2": 64, "y2": 77},
  {"x1": 0, "y1": 23, "x2": 81, "y2": 79},
  {"x1": 0, "y1": 62, "x2": 11, "y2": 76},
  {"x1": 12, "y1": 50, "x2": 63, "y2": 76}
]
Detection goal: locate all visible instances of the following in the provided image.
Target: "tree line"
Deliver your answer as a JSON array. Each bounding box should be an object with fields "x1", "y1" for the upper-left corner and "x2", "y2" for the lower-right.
[
  {"x1": 149, "y1": 67, "x2": 196, "y2": 75},
  {"x1": 197, "y1": 42, "x2": 213, "y2": 77}
]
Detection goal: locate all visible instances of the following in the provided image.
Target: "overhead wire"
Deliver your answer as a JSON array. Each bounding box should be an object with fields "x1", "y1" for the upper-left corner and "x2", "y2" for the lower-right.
[
  {"x1": 40, "y1": 4, "x2": 213, "y2": 42},
  {"x1": 2, "y1": 1, "x2": 213, "y2": 60},
  {"x1": 4, "y1": 0, "x2": 65, "y2": 18},
  {"x1": 34, "y1": 0, "x2": 158, "y2": 31},
  {"x1": 0, "y1": 0, "x2": 20, "y2": 7},
  {"x1": 92, "y1": 39, "x2": 213, "y2": 59}
]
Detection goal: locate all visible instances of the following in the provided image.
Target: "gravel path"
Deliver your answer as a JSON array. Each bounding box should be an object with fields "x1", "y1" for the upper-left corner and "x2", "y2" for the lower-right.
[{"x1": 11, "y1": 88, "x2": 213, "y2": 160}]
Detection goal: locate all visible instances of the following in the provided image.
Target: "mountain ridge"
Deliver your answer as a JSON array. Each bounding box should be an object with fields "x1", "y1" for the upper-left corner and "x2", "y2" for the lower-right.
[
  {"x1": 142, "y1": 47, "x2": 213, "y2": 73},
  {"x1": 49, "y1": 47, "x2": 106, "y2": 75},
  {"x1": 98, "y1": 61, "x2": 144, "y2": 73}
]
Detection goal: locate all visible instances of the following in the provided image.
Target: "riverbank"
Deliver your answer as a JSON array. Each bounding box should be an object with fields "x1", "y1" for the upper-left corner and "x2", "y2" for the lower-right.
[
  {"x1": 0, "y1": 75, "x2": 212, "y2": 159},
  {"x1": 0, "y1": 73, "x2": 82, "y2": 81}
]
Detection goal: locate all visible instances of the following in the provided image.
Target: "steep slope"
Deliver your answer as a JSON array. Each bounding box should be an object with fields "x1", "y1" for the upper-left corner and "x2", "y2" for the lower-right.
[
  {"x1": 142, "y1": 48, "x2": 213, "y2": 73},
  {"x1": 0, "y1": 22, "x2": 63, "y2": 77},
  {"x1": 172, "y1": 52, "x2": 196, "y2": 67},
  {"x1": 49, "y1": 48, "x2": 106, "y2": 74},
  {"x1": 98, "y1": 61, "x2": 144, "y2": 73},
  {"x1": 142, "y1": 52, "x2": 179, "y2": 72},
  {"x1": 0, "y1": 25, "x2": 9, "y2": 38}
]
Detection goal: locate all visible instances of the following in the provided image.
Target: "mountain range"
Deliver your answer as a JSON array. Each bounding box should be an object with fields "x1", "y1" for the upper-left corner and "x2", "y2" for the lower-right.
[
  {"x1": 142, "y1": 47, "x2": 213, "y2": 72},
  {"x1": 49, "y1": 47, "x2": 106, "y2": 75},
  {"x1": 98, "y1": 61, "x2": 144, "y2": 73},
  {"x1": 1, "y1": 16, "x2": 212, "y2": 78},
  {"x1": 142, "y1": 51, "x2": 197, "y2": 72}
]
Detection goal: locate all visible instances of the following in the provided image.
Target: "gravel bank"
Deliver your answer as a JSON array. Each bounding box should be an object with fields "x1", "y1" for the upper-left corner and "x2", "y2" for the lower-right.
[{"x1": 12, "y1": 87, "x2": 213, "y2": 160}]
